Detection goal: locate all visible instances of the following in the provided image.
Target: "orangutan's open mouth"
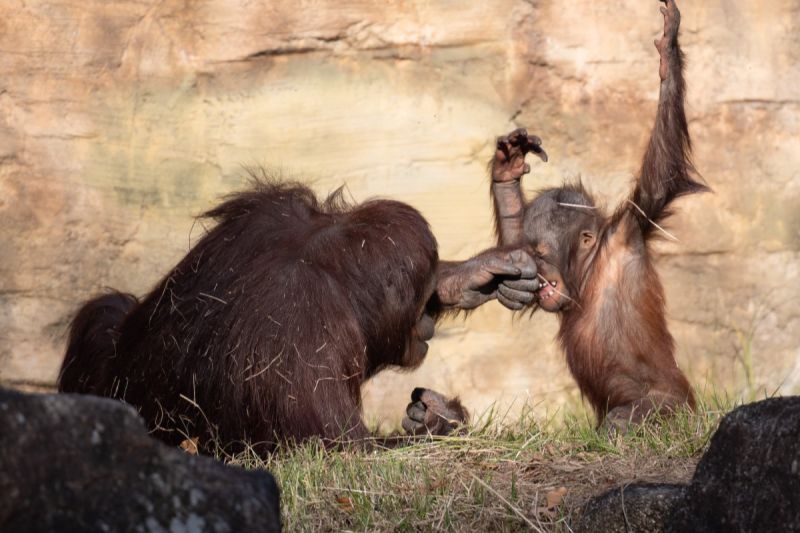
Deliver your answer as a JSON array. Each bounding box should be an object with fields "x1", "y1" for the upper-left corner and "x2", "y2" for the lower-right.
[{"x1": 537, "y1": 278, "x2": 558, "y2": 303}]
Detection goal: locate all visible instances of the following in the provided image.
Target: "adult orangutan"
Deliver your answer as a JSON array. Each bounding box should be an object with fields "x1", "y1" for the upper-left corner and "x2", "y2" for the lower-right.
[
  {"x1": 59, "y1": 179, "x2": 541, "y2": 452},
  {"x1": 489, "y1": 0, "x2": 705, "y2": 429}
]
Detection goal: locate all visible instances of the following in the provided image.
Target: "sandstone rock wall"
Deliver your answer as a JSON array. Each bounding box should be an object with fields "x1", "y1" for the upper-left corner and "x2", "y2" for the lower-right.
[{"x1": 1, "y1": 0, "x2": 798, "y2": 424}]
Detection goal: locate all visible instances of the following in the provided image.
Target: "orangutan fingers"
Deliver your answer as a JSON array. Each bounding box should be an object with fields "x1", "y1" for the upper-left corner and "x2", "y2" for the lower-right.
[
  {"x1": 497, "y1": 292, "x2": 525, "y2": 310},
  {"x1": 498, "y1": 284, "x2": 535, "y2": 305},
  {"x1": 406, "y1": 400, "x2": 427, "y2": 423},
  {"x1": 502, "y1": 277, "x2": 541, "y2": 292}
]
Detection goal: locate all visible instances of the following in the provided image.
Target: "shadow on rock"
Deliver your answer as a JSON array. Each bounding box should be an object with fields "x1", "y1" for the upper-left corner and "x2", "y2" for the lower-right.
[{"x1": 0, "y1": 388, "x2": 281, "y2": 532}]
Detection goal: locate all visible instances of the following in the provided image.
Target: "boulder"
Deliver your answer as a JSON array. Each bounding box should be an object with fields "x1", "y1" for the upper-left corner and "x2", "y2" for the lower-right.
[
  {"x1": 575, "y1": 483, "x2": 685, "y2": 533},
  {"x1": 666, "y1": 396, "x2": 800, "y2": 532},
  {"x1": 576, "y1": 397, "x2": 800, "y2": 532},
  {"x1": 0, "y1": 387, "x2": 281, "y2": 532}
]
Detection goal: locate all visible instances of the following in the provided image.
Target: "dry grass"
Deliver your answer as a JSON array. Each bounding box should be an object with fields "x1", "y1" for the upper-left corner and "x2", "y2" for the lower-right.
[{"x1": 224, "y1": 397, "x2": 731, "y2": 532}]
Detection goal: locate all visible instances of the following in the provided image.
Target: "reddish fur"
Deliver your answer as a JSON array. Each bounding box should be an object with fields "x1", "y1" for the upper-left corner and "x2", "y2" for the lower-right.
[
  {"x1": 490, "y1": 0, "x2": 703, "y2": 426},
  {"x1": 558, "y1": 218, "x2": 695, "y2": 423}
]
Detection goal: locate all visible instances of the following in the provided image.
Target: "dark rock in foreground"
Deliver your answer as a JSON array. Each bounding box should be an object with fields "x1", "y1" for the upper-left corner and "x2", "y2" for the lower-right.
[
  {"x1": 666, "y1": 396, "x2": 800, "y2": 532},
  {"x1": 0, "y1": 388, "x2": 281, "y2": 532},
  {"x1": 575, "y1": 483, "x2": 685, "y2": 533},
  {"x1": 576, "y1": 396, "x2": 800, "y2": 532}
]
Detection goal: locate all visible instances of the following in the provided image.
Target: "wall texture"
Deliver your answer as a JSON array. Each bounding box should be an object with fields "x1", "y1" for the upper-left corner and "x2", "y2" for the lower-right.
[{"x1": 1, "y1": 0, "x2": 798, "y2": 424}]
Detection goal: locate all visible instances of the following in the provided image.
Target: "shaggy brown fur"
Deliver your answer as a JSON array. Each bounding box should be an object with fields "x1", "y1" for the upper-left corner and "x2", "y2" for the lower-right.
[
  {"x1": 489, "y1": 0, "x2": 706, "y2": 429},
  {"x1": 59, "y1": 179, "x2": 539, "y2": 452}
]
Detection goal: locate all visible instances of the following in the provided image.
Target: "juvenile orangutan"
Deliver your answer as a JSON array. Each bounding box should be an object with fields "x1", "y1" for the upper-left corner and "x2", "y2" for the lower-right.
[{"x1": 489, "y1": 0, "x2": 704, "y2": 429}]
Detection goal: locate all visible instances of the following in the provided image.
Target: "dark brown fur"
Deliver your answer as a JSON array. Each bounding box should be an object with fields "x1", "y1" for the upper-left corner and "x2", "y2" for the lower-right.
[
  {"x1": 490, "y1": 0, "x2": 705, "y2": 428},
  {"x1": 59, "y1": 179, "x2": 538, "y2": 451},
  {"x1": 60, "y1": 181, "x2": 443, "y2": 452}
]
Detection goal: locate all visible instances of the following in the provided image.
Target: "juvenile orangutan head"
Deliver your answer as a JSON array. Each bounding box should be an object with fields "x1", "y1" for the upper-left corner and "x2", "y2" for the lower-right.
[{"x1": 523, "y1": 184, "x2": 603, "y2": 312}]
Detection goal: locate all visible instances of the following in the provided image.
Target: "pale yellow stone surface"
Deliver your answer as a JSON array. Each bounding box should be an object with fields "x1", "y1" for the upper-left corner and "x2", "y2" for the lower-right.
[{"x1": 1, "y1": 1, "x2": 798, "y2": 425}]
